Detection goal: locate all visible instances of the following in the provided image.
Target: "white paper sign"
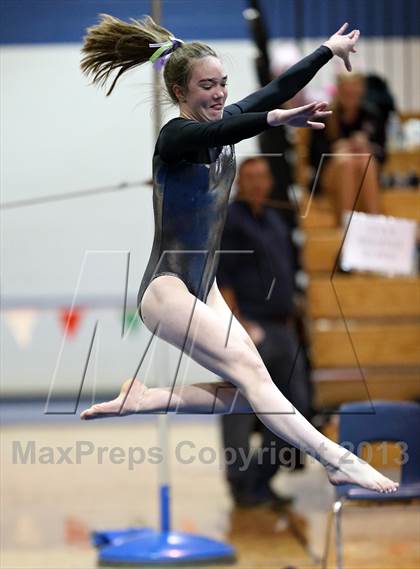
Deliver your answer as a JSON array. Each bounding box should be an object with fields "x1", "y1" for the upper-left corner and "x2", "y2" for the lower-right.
[{"x1": 341, "y1": 212, "x2": 417, "y2": 276}]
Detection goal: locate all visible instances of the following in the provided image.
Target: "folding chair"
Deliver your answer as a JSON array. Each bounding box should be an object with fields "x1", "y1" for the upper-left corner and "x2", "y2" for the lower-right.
[{"x1": 322, "y1": 400, "x2": 420, "y2": 569}]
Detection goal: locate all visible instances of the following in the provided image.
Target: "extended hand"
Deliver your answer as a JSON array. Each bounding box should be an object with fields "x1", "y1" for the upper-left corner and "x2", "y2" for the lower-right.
[
  {"x1": 267, "y1": 101, "x2": 332, "y2": 130},
  {"x1": 323, "y1": 22, "x2": 360, "y2": 72}
]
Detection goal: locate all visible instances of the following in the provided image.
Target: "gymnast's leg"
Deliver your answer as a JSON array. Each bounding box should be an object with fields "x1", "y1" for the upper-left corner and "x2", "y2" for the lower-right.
[
  {"x1": 80, "y1": 276, "x2": 267, "y2": 417},
  {"x1": 81, "y1": 277, "x2": 252, "y2": 416},
  {"x1": 321, "y1": 143, "x2": 380, "y2": 225},
  {"x1": 80, "y1": 275, "x2": 398, "y2": 493}
]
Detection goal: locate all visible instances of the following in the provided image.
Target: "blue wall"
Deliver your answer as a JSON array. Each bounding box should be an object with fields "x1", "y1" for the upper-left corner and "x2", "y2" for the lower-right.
[{"x1": 1, "y1": 0, "x2": 419, "y2": 44}]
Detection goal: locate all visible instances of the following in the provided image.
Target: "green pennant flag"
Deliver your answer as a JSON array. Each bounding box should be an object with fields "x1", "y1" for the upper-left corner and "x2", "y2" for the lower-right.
[{"x1": 123, "y1": 310, "x2": 142, "y2": 333}]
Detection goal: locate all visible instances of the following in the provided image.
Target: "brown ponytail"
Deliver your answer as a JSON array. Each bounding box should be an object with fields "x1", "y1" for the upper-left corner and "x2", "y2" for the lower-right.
[
  {"x1": 80, "y1": 13, "x2": 218, "y2": 102},
  {"x1": 80, "y1": 14, "x2": 172, "y2": 96}
]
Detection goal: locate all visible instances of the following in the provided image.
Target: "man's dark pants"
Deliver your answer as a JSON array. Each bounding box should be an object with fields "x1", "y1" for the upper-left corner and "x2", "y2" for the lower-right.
[{"x1": 220, "y1": 321, "x2": 312, "y2": 501}]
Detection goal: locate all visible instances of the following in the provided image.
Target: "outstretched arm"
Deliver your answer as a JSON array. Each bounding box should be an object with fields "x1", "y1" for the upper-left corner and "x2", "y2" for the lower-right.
[
  {"x1": 224, "y1": 23, "x2": 360, "y2": 116},
  {"x1": 159, "y1": 103, "x2": 332, "y2": 162},
  {"x1": 224, "y1": 46, "x2": 332, "y2": 116},
  {"x1": 159, "y1": 102, "x2": 332, "y2": 162},
  {"x1": 158, "y1": 112, "x2": 270, "y2": 162}
]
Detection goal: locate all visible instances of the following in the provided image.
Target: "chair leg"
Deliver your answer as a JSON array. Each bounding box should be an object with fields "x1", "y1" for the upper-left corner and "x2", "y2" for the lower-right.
[
  {"x1": 334, "y1": 499, "x2": 344, "y2": 569},
  {"x1": 322, "y1": 507, "x2": 334, "y2": 569}
]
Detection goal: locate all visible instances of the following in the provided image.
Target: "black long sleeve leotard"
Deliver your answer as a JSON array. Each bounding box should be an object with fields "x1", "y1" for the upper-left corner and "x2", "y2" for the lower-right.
[{"x1": 137, "y1": 45, "x2": 332, "y2": 322}]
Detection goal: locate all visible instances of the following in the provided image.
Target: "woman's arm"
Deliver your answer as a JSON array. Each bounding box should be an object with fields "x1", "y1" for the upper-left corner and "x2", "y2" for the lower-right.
[
  {"x1": 224, "y1": 23, "x2": 360, "y2": 117},
  {"x1": 159, "y1": 103, "x2": 332, "y2": 163},
  {"x1": 158, "y1": 112, "x2": 269, "y2": 162},
  {"x1": 224, "y1": 46, "x2": 333, "y2": 116}
]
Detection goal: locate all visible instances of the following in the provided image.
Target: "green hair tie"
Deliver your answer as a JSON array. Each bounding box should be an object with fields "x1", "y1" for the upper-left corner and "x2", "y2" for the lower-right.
[{"x1": 149, "y1": 40, "x2": 174, "y2": 64}]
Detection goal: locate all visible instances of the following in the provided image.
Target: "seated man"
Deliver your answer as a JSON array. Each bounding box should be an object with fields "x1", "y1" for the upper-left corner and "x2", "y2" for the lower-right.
[{"x1": 217, "y1": 157, "x2": 312, "y2": 508}]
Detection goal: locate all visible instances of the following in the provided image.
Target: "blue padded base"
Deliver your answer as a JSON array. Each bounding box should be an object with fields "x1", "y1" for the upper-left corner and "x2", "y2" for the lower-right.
[{"x1": 94, "y1": 528, "x2": 236, "y2": 566}]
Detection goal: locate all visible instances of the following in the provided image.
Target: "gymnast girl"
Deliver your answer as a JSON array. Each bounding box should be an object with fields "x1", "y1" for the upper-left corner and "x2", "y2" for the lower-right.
[{"x1": 79, "y1": 14, "x2": 398, "y2": 494}]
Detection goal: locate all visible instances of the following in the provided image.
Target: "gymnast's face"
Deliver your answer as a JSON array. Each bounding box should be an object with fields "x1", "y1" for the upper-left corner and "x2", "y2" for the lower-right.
[{"x1": 178, "y1": 56, "x2": 228, "y2": 122}]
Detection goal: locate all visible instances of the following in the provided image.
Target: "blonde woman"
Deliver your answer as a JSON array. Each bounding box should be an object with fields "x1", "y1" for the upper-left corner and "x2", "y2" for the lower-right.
[{"x1": 309, "y1": 72, "x2": 385, "y2": 225}]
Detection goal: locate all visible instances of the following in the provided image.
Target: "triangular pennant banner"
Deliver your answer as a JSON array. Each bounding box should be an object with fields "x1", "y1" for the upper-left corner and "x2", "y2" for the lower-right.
[
  {"x1": 123, "y1": 309, "x2": 142, "y2": 333},
  {"x1": 58, "y1": 307, "x2": 83, "y2": 337},
  {"x1": 4, "y1": 308, "x2": 39, "y2": 348}
]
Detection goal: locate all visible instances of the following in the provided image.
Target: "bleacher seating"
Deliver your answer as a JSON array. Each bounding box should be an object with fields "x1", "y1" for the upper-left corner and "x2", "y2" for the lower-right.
[
  {"x1": 299, "y1": 188, "x2": 420, "y2": 233},
  {"x1": 305, "y1": 273, "x2": 420, "y2": 408},
  {"x1": 297, "y1": 119, "x2": 420, "y2": 411}
]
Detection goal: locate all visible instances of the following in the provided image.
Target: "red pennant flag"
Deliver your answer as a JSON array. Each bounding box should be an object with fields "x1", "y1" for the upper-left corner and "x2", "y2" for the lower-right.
[{"x1": 59, "y1": 307, "x2": 83, "y2": 337}]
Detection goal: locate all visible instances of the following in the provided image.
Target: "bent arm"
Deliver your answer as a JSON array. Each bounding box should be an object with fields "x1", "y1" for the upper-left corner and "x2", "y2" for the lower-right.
[
  {"x1": 224, "y1": 45, "x2": 333, "y2": 116},
  {"x1": 158, "y1": 113, "x2": 270, "y2": 162}
]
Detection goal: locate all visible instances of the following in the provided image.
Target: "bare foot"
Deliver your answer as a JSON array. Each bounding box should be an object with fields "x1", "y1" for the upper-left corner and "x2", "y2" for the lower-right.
[
  {"x1": 80, "y1": 378, "x2": 148, "y2": 420},
  {"x1": 325, "y1": 449, "x2": 399, "y2": 494}
]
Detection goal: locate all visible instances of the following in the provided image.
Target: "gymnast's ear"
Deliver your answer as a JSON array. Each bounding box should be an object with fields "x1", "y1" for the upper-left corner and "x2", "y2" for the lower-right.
[{"x1": 172, "y1": 84, "x2": 186, "y2": 103}]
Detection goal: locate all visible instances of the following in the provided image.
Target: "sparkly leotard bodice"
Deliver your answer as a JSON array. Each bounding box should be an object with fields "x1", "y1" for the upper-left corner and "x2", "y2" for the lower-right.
[
  {"x1": 137, "y1": 143, "x2": 236, "y2": 318},
  {"x1": 137, "y1": 46, "x2": 333, "y2": 322}
]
